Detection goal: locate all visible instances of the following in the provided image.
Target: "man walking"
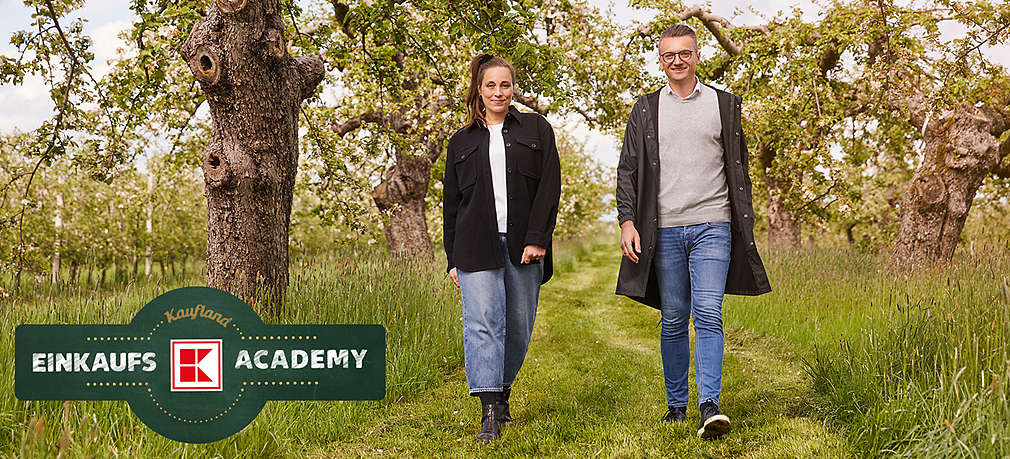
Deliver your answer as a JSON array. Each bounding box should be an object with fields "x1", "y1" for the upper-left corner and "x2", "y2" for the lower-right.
[{"x1": 615, "y1": 24, "x2": 771, "y2": 439}]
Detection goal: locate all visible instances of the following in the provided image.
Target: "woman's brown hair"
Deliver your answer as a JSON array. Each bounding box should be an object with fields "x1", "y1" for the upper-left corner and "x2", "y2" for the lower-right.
[{"x1": 466, "y1": 53, "x2": 516, "y2": 127}]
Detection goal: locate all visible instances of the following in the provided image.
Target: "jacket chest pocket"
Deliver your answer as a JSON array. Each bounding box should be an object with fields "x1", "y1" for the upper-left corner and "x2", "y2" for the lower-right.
[
  {"x1": 455, "y1": 145, "x2": 479, "y2": 192},
  {"x1": 514, "y1": 136, "x2": 542, "y2": 180}
]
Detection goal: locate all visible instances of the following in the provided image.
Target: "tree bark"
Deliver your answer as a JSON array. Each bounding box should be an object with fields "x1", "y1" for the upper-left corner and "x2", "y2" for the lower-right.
[
  {"x1": 891, "y1": 102, "x2": 1008, "y2": 265},
  {"x1": 759, "y1": 146, "x2": 802, "y2": 247},
  {"x1": 180, "y1": 0, "x2": 324, "y2": 315},
  {"x1": 372, "y1": 147, "x2": 437, "y2": 260},
  {"x1": 766, "y1": 187, "x2": 802, "y2": 247}
]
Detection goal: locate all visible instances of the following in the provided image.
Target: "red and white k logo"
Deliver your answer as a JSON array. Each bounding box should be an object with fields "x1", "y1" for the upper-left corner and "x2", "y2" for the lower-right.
[{"x1": 170, "y1": 339, "x2": 222, "y2": 391}]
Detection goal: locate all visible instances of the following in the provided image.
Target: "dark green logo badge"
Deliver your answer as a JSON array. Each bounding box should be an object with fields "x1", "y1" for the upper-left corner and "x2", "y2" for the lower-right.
[{"x1": 15, "y1": 287, "x2": 385, "y2": 443}]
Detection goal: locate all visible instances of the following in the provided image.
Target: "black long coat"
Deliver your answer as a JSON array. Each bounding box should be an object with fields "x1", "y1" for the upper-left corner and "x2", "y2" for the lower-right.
[
  {"x1": 443, "y1": 106, "x2": 561, "y2": 284},
  {"x1": 615, "y1": 85, "x2": 771, "y2": 309}
]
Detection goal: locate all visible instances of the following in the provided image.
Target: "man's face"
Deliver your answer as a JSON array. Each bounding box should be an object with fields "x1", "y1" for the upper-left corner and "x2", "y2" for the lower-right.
[{"x1": 658, "y1": 36, "x2": 699, "y2": 84}]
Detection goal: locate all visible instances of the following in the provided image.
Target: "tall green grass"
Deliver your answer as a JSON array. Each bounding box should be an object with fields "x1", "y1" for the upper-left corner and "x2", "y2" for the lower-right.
[
  {"x1": 1, "y1": 250, "x2": 463, "y2": 456},
  {"x1": 725, "y1": 241, "x2": 1010, "y2": 457}
]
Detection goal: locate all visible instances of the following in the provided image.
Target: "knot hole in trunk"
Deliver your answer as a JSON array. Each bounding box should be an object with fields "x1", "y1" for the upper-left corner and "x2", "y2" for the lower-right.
[
  {"x1": 190, "y1": 46, "x2": 222, "y2": 86},
  {"x1": 217, "y1": 0, "x2": 247, "y2": 13},
  {"x1": 204, "y1": 148, "x2": 233, "y2": 188}
]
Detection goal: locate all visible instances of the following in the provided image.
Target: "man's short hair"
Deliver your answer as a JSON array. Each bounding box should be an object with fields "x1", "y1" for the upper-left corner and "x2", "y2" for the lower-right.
[{"x1": 659, "y1": 24, "x2": 698, "y2": 49}]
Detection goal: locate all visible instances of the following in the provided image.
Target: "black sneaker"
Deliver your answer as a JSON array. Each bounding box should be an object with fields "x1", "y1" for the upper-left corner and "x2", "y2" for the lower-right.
[
  {"x1": 697, "y1": 401, "x2": 731, "y2": 439},
  {"x1": 475, "y1": 402, "x2": 504, "y2": 443},
  {"x1": 663, "y1": 405, "x2": 687, "y2": 423},
  {"x1": 500, "y1": 386, "x2": 513, "y2": 425}
]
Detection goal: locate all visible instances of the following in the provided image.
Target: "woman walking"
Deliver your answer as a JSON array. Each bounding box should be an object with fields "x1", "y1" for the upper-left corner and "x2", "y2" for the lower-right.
[{"x1": 442, "y1": 53, "x2": 561, "y2": 443}]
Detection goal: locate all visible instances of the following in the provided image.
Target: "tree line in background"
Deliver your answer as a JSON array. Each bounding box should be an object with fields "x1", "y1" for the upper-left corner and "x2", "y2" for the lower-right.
[
  {"x1": 1, "y1": 0, "x2": 1008, "y2": 311},
  {"x1": 0, "y1": 121, "x2": 611, "y2": 297}
]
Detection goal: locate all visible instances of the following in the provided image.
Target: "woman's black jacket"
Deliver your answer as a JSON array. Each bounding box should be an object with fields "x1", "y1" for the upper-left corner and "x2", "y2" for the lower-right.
[{"x1": 443, "y1": 105, "x2": 561, "y2": 284}]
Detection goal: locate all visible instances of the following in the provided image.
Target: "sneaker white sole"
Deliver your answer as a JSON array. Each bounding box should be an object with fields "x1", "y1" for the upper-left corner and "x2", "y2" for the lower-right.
[{"x1": 697, "y1": 414, "x2": 731, "y2": 439}]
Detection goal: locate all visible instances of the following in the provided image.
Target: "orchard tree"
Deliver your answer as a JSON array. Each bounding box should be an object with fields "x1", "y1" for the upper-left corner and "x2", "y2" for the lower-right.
[
  {"x1": 3, "y1": 0, "x2": 324, "y2": 312},
  {"x1": 630, "y1": 0, "x2": 1009, "y2": 255},
  {"x1": 296, "y1": 0, "x2": 652, "y2": 259},
  {"x1": 178, "y1": 0, "x2": 324, "y2": 313},
  {"x1": 869, "y1": 1, "x2": 1010, "y2": 265}
]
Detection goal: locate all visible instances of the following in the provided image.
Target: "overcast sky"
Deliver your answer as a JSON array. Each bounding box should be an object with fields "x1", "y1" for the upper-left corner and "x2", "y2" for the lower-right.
[{"x1": 2, "y1": 0, "x2": 1007, "y2": 168}]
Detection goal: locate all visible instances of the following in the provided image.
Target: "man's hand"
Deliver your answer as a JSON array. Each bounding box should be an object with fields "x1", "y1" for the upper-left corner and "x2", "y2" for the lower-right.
[
  {"x1": 620, "y1": 220, "x2": 641, "y2": 263},
  {"x1": 448, "y1": 267, "x2": 459, "y2": 288},
  {"x1": 521, "y1": 245, "x2": 546, "y2": 264}
]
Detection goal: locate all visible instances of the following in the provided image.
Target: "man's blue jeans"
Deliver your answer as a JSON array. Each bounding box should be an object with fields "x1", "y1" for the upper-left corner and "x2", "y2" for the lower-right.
[
  {"x1": 458, "y1": 234, "x2": 543, "y2": 395},
  {"x1": 654, "y1": 222, "x2": 732, "y2": 408}
]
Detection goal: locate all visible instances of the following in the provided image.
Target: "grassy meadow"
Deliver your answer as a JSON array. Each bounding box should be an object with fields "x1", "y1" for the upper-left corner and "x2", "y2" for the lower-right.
[
  {"x1": 2, "y1": 231, "x2": 1009, "y2": 457},
  {"x1": 725, "y1": 239, "x2": 1010, "y2": 457}
]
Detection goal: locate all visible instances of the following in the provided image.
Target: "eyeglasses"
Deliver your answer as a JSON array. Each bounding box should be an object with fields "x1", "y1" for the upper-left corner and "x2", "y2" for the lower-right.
[{"x1": 660, "y1": 50, "x2": 695, "y2": 63}]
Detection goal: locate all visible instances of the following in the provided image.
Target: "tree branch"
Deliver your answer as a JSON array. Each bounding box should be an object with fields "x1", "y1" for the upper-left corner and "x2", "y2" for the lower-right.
[
  {"x1": 678, "y1": 6, "x2": 741, "y2": 56},
  {"x1": 514, "y1": 93, "x2": 550, "y2": 115},
  {"x1": 330, "y1": 111, "x2": 386, "y2": 136}
]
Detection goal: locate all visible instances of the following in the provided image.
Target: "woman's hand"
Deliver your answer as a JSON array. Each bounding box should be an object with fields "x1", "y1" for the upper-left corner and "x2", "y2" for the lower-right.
[
  {"x1": 448, "y1": 267, "x2": 459, "y2": 288},
  {"x1": 521, "y1": 245, "x2": 546, "y2": 264}
]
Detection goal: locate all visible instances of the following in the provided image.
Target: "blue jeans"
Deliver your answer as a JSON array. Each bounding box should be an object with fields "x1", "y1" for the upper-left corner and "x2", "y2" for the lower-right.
[
  {"x1": 458, "y1": 234, "x2": 543, "y2": 395},
  {"x1": 654, "y1": 222, "x2": 732, "y2": 408}
]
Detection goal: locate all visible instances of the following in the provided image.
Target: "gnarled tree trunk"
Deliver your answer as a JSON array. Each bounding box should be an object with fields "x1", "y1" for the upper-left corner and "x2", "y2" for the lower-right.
[
  {"x1": 759, "y1": 146, "x2": 802, "y2": 247},
  {"x1": 180, "y1": 0, "x2": 324, "y2": 315},
  {"x1": 373, "y1": 151, "x2": 435, "y2": 260},
  {"x1": 766, "y1": 186, "x2": 802, "y2": 247},
  {"x1": 891, "y1": 102, "x2": 1008, "y2": 266}
]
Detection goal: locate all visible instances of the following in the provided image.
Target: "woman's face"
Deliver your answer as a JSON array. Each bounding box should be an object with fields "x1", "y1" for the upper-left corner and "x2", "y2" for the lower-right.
[{"x1": 479, "y1": 66, "x2": 513, "y2": 120}]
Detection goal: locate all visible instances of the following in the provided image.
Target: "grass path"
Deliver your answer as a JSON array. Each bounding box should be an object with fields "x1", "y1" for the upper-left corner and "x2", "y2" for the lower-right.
[{"x1": 322, "y1": 242, "x2": 850, "y2": 457}]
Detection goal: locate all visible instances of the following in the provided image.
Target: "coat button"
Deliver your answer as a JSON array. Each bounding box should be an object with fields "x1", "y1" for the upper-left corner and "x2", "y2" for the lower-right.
[
  {"x1": 738, "y1": 186, "x2": 744, "y2": 191},
  {"x1": 735, "y1": 160, "x2": 741, "y2": 164},
  {"x1": 503, "y1": 128, "x2": 508, "y2": 134},
  {"x1": 506, "y1": 143, "x2": 511, "y2": 147},
  {"x1": 531, "y1": 143, "x2": 537, "y2": 148},
  {"x1": 652, "y1": 161, "x2": 657, "y2": 166},
  {"x1": 507, "y1": 168, "x2": 512, "y2": 173},
  {"x1": 744, "y1": 214, "x2": 749, "y2": 218},
  {"x1": 749, "y1": 241, "x2": 754, "y2": 246},
  {"x1": 735, "y1": 132, "x2": 740, "y2": 136}
]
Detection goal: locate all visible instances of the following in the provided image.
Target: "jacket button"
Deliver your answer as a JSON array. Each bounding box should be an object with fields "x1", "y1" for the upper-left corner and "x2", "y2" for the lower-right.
[
  {"x1": 744, "y1": 214, "x2": 749, "y2": 218},
  {"x1": 738, "y1": 186, "x2": 744, "y2": 191},
  {"x1": 652, "y1": 218, "x2": 657, "y2": 223},
  {"x1": 735, "y1": 160, "x2": 741, "y2": 165},
  {"x1": 749, "y1": 241, "x2": 754, "y2": 246},
  {"x1": 652, "y1": 161, "x2": 657, "y2": 166},
  {"x1": 531, "y1": 143, "x2": 537, "y2": 148},
  {"x1": 503, "y1": 128, "x2": 508, "y2": 134},
  {"x1": 507, "y1": 168, "x2": 512, "y2": 173},
  {"x1": 506, "y1": 143, "x2": 511, "y2": 147},
  {"x1": 735, "y1": 132, "x2": 740, "y2": 137}
]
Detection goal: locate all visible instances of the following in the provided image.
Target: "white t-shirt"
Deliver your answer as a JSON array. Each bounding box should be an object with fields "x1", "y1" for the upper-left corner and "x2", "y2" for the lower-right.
[{"x1": 487, "y1": 123, "x2": 508, "y2": 233}]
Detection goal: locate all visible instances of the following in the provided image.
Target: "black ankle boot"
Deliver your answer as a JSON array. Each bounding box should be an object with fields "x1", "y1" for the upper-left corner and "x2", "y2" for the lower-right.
[
  {"x1": 475, "y1": 402, "x2": 503, "y2": 443},
  {"x1": 500, "y1": 386, "x2": 513, "y2": 425}
]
